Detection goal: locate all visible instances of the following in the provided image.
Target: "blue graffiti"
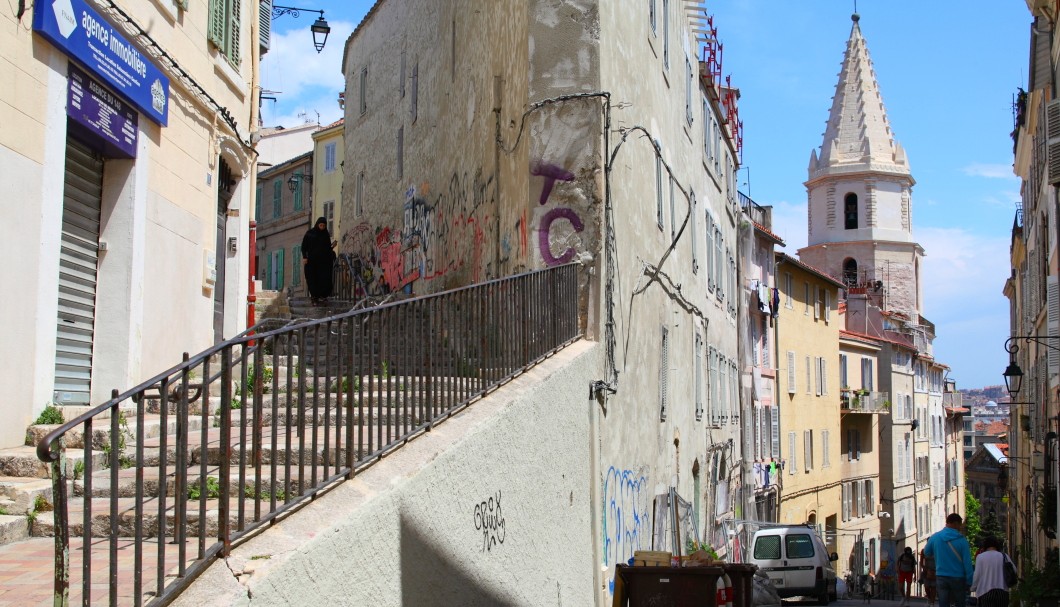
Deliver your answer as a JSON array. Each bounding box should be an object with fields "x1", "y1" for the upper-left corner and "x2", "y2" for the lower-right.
[{"x1": 602, "y1": 466, "x2": 649, "y2": 594}]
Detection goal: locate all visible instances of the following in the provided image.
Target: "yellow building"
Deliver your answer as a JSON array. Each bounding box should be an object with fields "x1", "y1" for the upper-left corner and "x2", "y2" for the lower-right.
[
  {"x1": 775, "y1": 253, "x2": 846, "y2": 554},
  {"x1": 312, "y1": 119, "x2": 345, "y2": 240}
]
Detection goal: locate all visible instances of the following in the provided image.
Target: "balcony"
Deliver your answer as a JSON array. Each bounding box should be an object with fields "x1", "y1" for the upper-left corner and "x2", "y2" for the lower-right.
[{"x1": 841, "y1": 389, "x2": 891, "y2": 414}]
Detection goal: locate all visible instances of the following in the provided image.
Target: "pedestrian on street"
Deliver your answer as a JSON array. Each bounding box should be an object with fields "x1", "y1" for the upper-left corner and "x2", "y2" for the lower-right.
[
  {"x1": 897, "y1": 546, "x2": 918, "y2": 604},
  {"x1": 970, "y1": 536, "x2": 1012, "y2": 607},
  {"x1": 924, "y1": 513, "x2": 974, "y2": 607},
  {"x1": 302, "y1": 216, "x2": 337, "y2": 304},
  {"x1": 920, "y1": 550, "x2": 937, "y2": 607}
]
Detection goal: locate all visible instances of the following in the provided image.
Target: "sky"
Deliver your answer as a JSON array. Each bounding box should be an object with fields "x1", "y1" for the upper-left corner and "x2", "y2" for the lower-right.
[{"x1": 262, "y1": 1, "x2": 1029, "y2": 391}]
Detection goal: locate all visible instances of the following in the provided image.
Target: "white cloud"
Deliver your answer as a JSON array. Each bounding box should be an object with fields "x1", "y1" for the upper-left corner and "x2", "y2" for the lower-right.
[
  {"x1": 259, "y1": 19, "x2": 355, "y2": 128},
  {"x1": 961, "y1": 163, "x2": 1017, "y2": 179}
]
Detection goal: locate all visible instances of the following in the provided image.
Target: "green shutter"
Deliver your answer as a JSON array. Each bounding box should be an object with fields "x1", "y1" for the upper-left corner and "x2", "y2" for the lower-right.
[
  {"x1": 229, "y1": 0, "x2": 242, "y2": 66},
  {"x1": 292, "y1": 245, "x2": 301, "y2": 285},
  {"x1": 255, "y1": 185, "x2": 262, "y2": 222},
  {"x1": 273, "y1": 180, "x2": 281, "y2": 218},
  {"x1": 293, "y1": 172, "x2": 303, "y2": 211},
  {"x1": 265, "y1": 251, "x2": 272, "y2": 290},
  {"x1": 277, "y1": 248, "x2": 285, "y2": 289},
  {"x1": 207, "y1": 0, "x2": 226, "y2": 49}
]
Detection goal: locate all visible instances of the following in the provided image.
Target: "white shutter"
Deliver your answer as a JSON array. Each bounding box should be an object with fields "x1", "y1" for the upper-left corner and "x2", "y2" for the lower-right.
[
  {"x1": 789, "y1": 432, "x2": 797, "y2": 474},
  {"x1": 867, "y1": 480, "x2": 874, "y2": 515},
  {"x1": 754, "y1": 406, "x2": 763, "y2": 460},
  {"x1": 770, "y1": 407, "x2": 781, "y2": 457},
  {"x1": 822, "y1": 430, "x2": 830, "y2": 467},
  {"x1": 814, "y1": 286, "x2": 820, "y2": 319},
  {"x1": 825, "y1": 290, "x2": 831, "y2": 322},
  {"x1": 660, "y1": 326, "x2": 670, "y2": 421},
  {"x1": 822, "y1": 358, "x2": 828, "y2": 395},
  {"x1": 787, "y1": 351, "x2": 796, "y2": 394},
  {"x1": 842, "y1": 483, "x2": 850, "y2": 521},
  {"x1": 804, "y1": 431, "x2": 811, "y2": 472},
  {"x1": 815, "y1": 357, "x2": 822, "y2": 396},
  {"x1": 1049, "y1": 276, "x2": 1059, "y2": 375},
  {"x1": 695, "y1": 335, "x2": 704, "y2": 420}
]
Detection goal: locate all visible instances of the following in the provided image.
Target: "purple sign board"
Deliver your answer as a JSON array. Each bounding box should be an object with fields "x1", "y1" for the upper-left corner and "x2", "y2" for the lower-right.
[{"x1": 67, "y1": 64, "x2": 138, "y2": 158}]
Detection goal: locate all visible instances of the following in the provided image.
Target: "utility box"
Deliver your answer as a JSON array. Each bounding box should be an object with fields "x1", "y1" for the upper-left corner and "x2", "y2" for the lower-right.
[{"x1": 614, "y1": 564, "x2": 724, "y2": 607}]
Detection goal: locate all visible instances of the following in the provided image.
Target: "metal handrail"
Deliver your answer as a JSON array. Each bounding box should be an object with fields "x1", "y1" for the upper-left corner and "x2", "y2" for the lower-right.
[{"x1": 36, "y1": 263, "x2": 581, "y2": 605}]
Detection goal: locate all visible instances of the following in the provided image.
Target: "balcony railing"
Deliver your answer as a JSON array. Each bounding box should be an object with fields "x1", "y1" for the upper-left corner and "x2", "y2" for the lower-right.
[
  {"x1": 35, "y1": 263, "x2": 581, "y2": 605},
  {"x1": 841, "y1": 389, "x2": 891, "y2": 414}
]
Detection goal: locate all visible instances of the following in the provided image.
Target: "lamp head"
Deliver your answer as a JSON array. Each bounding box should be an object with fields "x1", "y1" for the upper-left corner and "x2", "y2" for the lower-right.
[
  {"x1": 311, "y1": 15, "x2": 330, "y2": 53},
  {"x1": 1003, "y1": 360, "x2": 1024, "y2": 396}
]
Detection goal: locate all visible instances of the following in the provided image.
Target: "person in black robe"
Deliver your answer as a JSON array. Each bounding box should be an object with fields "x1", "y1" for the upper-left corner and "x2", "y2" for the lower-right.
[{"x1": 302, "y1": 217, "x2": 336, "y2": 303}]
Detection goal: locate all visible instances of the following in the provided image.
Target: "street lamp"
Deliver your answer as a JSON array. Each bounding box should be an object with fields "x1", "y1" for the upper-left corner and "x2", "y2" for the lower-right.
[
  {"x1": 1002, "y1": 335, "x2": 1060, "y2": 396},
  {"x1": 287, "y1": 173, "x2": 312, "y2": 192},
  {"x1": 272, "y1": 5, "x2": 331, "y2": 53}
]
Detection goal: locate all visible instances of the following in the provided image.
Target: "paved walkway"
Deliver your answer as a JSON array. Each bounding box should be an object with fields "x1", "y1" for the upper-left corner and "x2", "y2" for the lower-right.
[{"x1": 0, "y1": 536, "x2": 186, "y2": 606}]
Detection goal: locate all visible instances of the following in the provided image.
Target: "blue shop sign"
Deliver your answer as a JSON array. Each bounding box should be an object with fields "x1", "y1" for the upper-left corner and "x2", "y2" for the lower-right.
[{"x1": 33, "y1": 0, "x2": 169, "y2": 125}]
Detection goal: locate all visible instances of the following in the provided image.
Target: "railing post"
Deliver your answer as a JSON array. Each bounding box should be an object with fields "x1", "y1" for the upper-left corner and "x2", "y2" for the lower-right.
[
  {"x1": 219, "y1": 352, "x2": 233, "y2": 556},
  {"x1": 49, "y1": 442, "x2": 69, "y2": 607}
]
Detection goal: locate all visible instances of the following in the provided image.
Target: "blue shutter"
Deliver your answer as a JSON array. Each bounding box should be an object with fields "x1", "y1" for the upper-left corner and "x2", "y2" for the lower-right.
[
  {"x1": 277, "y1": 248, "x2": 285, "y2": 289},
  {"x1": 293, "y1": 172, "x2": 303, "y2": 211},
  {"x1": 265, "y1": 252, "x2": 272, "y2": 290},
  {"x1": 273, "y1": 180, "x2": 281, "y2": 218}
]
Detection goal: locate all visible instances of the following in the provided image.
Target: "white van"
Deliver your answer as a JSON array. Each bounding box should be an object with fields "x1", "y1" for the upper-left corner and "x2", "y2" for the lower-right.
[{"x1": 749, "y1": 525, "x2": 839, "y2": 605}]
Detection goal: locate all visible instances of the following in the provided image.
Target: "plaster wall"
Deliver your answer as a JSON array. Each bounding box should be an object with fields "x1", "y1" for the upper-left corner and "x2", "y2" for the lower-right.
[
  {"x1": 256, "y1": 124, "x2": 317, "y2": 166},
  {"x1": 312, "y1": 125, "x2": 344, "y2": 238},
  {"x1": 0, "y1": 0, "x2": 255, "y2": 444},
  {"x1": 171, "y1": 340, "x2": 601, "y2": 607}
]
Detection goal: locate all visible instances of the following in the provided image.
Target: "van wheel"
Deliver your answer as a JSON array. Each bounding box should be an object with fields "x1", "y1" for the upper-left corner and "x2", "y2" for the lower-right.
[{"x1": 817, "y1": 590, "x2": 830, "y2": 606}]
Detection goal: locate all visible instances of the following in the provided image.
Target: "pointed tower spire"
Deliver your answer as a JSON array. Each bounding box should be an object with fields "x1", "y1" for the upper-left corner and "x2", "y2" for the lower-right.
[{"x1": 810, "y1": 13, "x2": 909, "y2": 177}]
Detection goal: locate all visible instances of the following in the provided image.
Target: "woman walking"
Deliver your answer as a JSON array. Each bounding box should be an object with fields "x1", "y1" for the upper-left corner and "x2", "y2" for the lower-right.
[
  {"x1": 302, "y1": 217, "x2": 337, "y2": 304},
  {"x1": 970, "y1": 536, "x2": 1012, "y2": 607}
]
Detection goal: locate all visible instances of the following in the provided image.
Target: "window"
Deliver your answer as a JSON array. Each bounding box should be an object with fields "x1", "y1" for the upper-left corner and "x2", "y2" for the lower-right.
[
  {"x1": 843, "y1": 258, "x2": 858, "y2": 287},
  {"x1": 822, "y1": 430, "x2": 830, "y2": 467},
  {"x1": 847, "y1": 429, "x2": 861, "y2": 461},
  {"x1": 755, "y1": 535, "x2": 781, "y2": 560},
  {"x1": 824, "y1": 290, "x2": 831, "y2": 322},
  {"x1": 813, "y1": 285, "x2": 821, "y2": 320},
  {"x1": 788, "y1": 432, "x2": 797, "y2": 474},
  {"x1": 705, "y1": 212, "x2": 714, "y2": 290},
  {"x1": 844, "y1": 193, "x2": 858, "y2": 229},
  {"x1": 786, "y1": 534, "x2": 814, "y2": 559},
  {"x1": 695, "y1": 334, "x2": 703, "y2": 421},
  {"x1": 770, "y1": 407, "x2": 780, "y2": 456},
  {"x1": 704, "y1": 100, "x2": 712, "y2": 161},
  {"x1": 784, "y1": 273, "x2": 793, "y2": 308},
  {"x1": 803, "y1": 430, "x2": 813, "y2": 471},
  {"x1": 272, "y1": 179, "x2": 282, "y2": 218},
  {"x1": 397, "y1": 126, "x2": 404, "y2": 179},
  {"x1": 861, "y1": 358, "x2": 874, "y2": 391},
  {"x1": 208, "y1": 0, "x2": 242, "y2": 65},
  {"x1": 805, "y1": 356, "x2": 811, "y2": 395},
  {"x1": 685, "y1": 56, "x2": 693, "y2": 125},
  {"x1": 660, "y1": 326, "x2": 670, "y2": 421},
  {"x1": 669, "y1": 177, "x2": 676, "y2": 240},
  {"x1": 839, "y1": 354, "x2": 848, "y2": 388},
  {"x1": 804, "y1": 282, "x2": 811, "y2": 314},
  {"x1": 814, "y1": 357, "x2": 822, "y2": 396},
  {"x1": 359, "y1": 66, "x2": 368, "y2": 115},
  {"x1": 715, "y1": 227, "x2": 724, "y2": 298},
  {"x1": 292, "y1": 245, "x2": 302, "y2": 286},
  {"x1": 271, "y1": 249, "x2": 284, "y2": 290},
  {"x1": 292, "y1": 172, "x2": 303, "y2": 211},
  {"x1": 690, "y1": 192, "x2": 697, "y2": 272},
  {"x1": 786, "y1": 351, "x2": 796, "y2": 394},
  {"x1": 656, "y1": 141, "x2": 664, "y2": 230},
  {"x1": 323, "y1": 200, "x2": 334, "y2": 229},
  {"x1": 356, "y1": 172, "x2": 364, "y2": 217},
  {"x1": 411, "y1": 62, "x2": 419, "y2": 121},
  {"x1": 662, "y1": 0, "x2": 669, "y2": 70},
  {"x1": 324, "y1": 142, "x2": 337, "y2": 173},
  {"x1": 709, "y1": 346, "x2": 719, "y2": 424}
]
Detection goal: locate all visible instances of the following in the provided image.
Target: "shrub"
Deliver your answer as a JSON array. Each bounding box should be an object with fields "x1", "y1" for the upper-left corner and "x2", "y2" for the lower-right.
[
  {"x1": 188, "y1": 476, "x2": 221, "y2": 500},
  {"x1": 34, "y1": 405, "x2": 64, "y2": 426}
]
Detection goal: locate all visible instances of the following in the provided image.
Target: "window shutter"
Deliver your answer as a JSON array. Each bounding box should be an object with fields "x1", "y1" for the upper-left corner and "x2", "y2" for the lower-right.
[
  {"x1": 805, "y1": 356, "x2": 811, "y2": 394},
  {"x1": 815, "y1": 357, "x2": 822, "y2": 396},
  {"x1": 814, "y1": 286, "x2": 820, "y2": 320},
  {"x1": 788, "y1": 432, "x2": 797, "y2": 474},
  {"x1": 866, "y1": 480, "x2": 874, "y2": 515},
  {"x1": 770, "y1": 407, "x2": 780, "y2": 457},
  {"x1": 842, "y1": 483, "x2": 849, "y2": 521},
  {"x1": 803, "y1": 431, "x2": 811, "y2": 472},
  {"x1": 255, "y1": 185, "x2": 262, "y2": 222},
  {"x1": 293, "y1": 172, "x2": 303, "y2": 211},
  {"x1": 229, "y1": 0, "x2": 242, "y2": 65},
  {"x1": 695, "y1": 335, "x2": 703, "y2": 421},
  {"x1": 822, "y1": 430, "x2": 829, "y2": 467},
  {"x1": 265, "y1": 252, "x2": 272, "y2": 290},
  {"x1": 277, "y1": 248, "x2": 285, "y2": 289},
  {"x1": 754, "y1": 406, "x2": 762, "y2": 460},
  {"x1": 208, "y1": 0, "x2": 226, "y2": 49},
  {"x1": 273, "y1": 180, "x2": 281, "y2": 218},
  {"x1": 787, "y1": 351, "x2": 796, "y2": 393},
  {"x1": 822, "y1": 358, "x2": 828, "y2": 395},
  {"x1": 259, "y1": 0, "x2": 271, "y2": 53},
  {"x1": 660, "y1": 327, "x2": 669, "y2": 421},
  {"x1": 825, "y1": 290, "x2": 831, "y2": 321},
  {"x1": 1049, "y1": 276, "x2": 1059, "y2": 374}
]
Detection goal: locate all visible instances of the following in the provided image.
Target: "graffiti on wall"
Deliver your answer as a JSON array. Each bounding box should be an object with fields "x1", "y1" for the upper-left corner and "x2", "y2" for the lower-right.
[
  {"x1": 602, "y1": 466, "x2": 650, "y2": 594},
  {"x1": 531, "y1": 159, "x2": 585, "y2": 267},
  {"x1": 473, "y1": 490, "x2": 506, "y2": 552}
]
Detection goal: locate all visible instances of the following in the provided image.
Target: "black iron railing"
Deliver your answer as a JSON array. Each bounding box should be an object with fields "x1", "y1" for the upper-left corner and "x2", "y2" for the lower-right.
[{"x1": 36, "y1": 263, "x2": 580, "y2": 606}]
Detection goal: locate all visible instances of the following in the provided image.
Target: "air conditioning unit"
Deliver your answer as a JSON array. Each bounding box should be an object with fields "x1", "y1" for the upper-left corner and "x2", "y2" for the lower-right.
[{"x1": 1046, "y1": 99, "x2": 1060, "y2": 185}]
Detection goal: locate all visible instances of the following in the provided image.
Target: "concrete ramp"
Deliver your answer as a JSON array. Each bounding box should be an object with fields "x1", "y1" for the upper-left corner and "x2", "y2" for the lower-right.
[{"x1": 172, "y1": 340, "x2": 600, "y2": 607}]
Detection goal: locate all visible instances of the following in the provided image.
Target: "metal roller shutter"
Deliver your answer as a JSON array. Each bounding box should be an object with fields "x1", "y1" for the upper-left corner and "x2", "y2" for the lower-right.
[{"x1": 54, "y1": 138, "x2": 103, "y2": 406}]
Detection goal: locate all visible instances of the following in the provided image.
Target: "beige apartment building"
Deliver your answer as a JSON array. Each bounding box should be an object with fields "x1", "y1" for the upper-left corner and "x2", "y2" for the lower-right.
[
  {"x1": 312, "y1": 119, "x2": 345, "y2": 245},
  {"x1": 774, "y1": 253, "x2": 845, "y2": 554},
  {"x1": 0, "y1": 0, "x2": 258, "y2": 446}
]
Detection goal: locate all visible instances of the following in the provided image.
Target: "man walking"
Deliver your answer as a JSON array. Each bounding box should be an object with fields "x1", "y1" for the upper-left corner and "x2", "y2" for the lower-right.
[{"x1": 924, "y1": 513, "x2": 974, "y2": 607}]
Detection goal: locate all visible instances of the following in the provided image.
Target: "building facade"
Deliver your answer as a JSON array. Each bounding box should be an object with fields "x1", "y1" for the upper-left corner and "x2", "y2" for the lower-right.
[
  {"x1": 0, "y1": 0, "x2": 258, "y2": 446},
  {"x1": 256, "y1": 152, "x2": 313, "y2": 294}
]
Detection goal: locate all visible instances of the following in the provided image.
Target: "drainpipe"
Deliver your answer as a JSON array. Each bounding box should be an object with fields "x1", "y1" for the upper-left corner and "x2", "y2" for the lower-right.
[{"x1": 248, "y1": 220, "x2": 257, "y2": 334}]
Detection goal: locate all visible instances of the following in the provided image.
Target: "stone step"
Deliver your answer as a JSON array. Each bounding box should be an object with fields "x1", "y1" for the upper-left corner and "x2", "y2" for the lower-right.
[
  {"x1": 25, "y1": 413, "x2": 205, "y2": 451},
  {"x1": 0, "y1": 446, "x2": 105, "y2": 479},
  {"x1": 74, "y1": 464, "x2": 334, "y2": 500},
  {"x1": 0, "y1": 476, "x2": 54, "y2": 514},
  {"x1": 0, "y1": 515, "x2": 29, "y2": 546},
  {"x1": 32, "y1": 497, "x2": 243, "y2": 539}
]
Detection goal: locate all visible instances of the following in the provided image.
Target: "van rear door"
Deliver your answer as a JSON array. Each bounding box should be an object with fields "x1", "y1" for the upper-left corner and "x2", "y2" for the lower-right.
[
  {"x1": 753, "y1": 533, "x2": 786, "y2": 589},
  {"x1": 783, "y1": 532, "x2": 819, "y2": 590}
]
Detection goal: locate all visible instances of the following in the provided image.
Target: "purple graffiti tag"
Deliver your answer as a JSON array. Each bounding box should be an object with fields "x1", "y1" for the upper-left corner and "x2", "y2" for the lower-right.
[
  {"x1": 539, "y1": 207, "x2": 584, "y2": 266},
  {"x1": 530, "y1": 160, "x2": 575, "y2": 205}
]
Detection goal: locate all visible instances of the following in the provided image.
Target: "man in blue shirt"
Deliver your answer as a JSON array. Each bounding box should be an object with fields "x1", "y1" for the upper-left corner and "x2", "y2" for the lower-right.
[{"x1": 924, "y1": 513, "x2": 975, "y2": 607}]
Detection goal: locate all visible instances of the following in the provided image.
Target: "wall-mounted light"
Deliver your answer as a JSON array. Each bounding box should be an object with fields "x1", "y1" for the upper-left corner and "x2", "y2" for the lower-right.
[
  {"x1": 287, "y1": 173, "x2": 313, "y2": 192},
  {"x1": 273, "y1": 5, "x2": 331, "y2": 53},
  {"x1": 1001, "y1": 335, "x2": 1060, "y2": 396}
]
